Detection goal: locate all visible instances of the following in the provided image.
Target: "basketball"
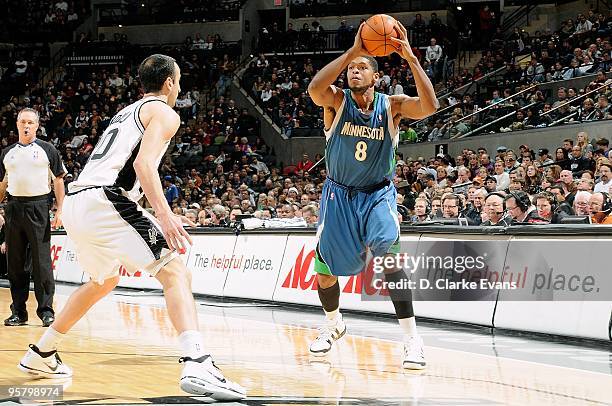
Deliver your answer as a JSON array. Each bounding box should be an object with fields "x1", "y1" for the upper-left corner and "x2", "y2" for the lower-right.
[{"x1": 360, "y1": 14, "x2": 401, "y2": 57}]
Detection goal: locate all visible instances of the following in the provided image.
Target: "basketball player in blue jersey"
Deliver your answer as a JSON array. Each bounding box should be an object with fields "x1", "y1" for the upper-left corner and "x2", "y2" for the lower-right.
[{"x1": 307, "y1": 21, "x2": 438, "y2": 368}]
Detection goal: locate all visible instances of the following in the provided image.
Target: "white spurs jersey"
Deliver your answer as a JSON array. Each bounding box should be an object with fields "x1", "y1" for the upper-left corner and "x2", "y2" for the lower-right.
[{"x1": 69, "y1": 96, "x2": 170, "y2": 200}]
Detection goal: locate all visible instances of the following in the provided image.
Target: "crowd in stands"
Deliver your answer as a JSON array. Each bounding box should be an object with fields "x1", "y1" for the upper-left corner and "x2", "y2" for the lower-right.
[
  {"x1": 289, "y1": 0, "x2": 411, "y2": 19},
  {"x1": 391, "y1": 131, "x2": 612, "y2": 226},
  {"x1": 99, "y1": 0, "x2": 244, "y2": 26},
  {"x1": 420, "y1": 72, "x2": 611, "y2": 142},
  {"x1": 0, "y1": 0, "x2": 89, "y2": 42},
  {"x1": 143, "y1": 129, "x2": 612, "y2": 228},
  {"x1": 0, "y1": 5, "x2": 611, "y2": 229},
  {"x1": 431, "y1": 9, "x2": 611, "y2": 138},
  {"x1": 251, "y1": 7, "x2": 610, "y2": 141}
]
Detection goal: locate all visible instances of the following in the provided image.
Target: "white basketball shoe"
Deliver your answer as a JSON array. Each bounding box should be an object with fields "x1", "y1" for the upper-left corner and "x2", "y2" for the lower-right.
[
  {"x1": 18, "y1": 344, "x2": 73, "y2": 378},
  {"x1": 402, "y1": 335, "x2": 426, "y2": 370},
  {"x1": 309, "y1": 314, "x2": 347, "y2": 356},
  {"x1": 179, "y1": 354, "x2": 246, "y2": 401}
]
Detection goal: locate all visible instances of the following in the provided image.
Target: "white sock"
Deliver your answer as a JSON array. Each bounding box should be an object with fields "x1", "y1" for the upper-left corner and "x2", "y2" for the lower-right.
[
  {"x1": 178, "y1": 330, "x2": 207, "y2": 359},
  {"x1": 324, "y1": 308, "x2": 340, "y2": 322},
  {"x1": 399, "y1": 317, "x2": 418, "y2": 338},
  {"x1": 37, "y1": 327, "x2": 65, "y2": 353}
]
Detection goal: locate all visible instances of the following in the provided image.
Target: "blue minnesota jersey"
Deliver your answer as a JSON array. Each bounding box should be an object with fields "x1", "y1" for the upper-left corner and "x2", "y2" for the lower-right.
[{"x1": 325, "y1": 89, "x2": 398, "y2": 187}]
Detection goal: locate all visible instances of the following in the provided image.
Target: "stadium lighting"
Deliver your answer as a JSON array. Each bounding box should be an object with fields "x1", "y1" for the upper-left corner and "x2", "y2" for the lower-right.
[{"x1": 457, "y1": 6, "x2": 462, "y2": 10}]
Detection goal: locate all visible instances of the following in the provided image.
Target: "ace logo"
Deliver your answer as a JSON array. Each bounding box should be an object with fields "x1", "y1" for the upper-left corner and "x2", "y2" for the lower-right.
[
  {"x1": 50, "y1": 245, "x2": 62, "y2": 271},
  {"x1": 281, "y1": 246, "x2": 317, "y2": 290},
  {"x1": 281, "y1": 245, "x2": 389, "y2": 297}
]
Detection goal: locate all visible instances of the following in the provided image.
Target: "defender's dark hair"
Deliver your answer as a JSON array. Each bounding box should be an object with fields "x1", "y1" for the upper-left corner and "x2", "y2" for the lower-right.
[{"x1": 138, "y1": 54, "x2": 176, "y2": 93}]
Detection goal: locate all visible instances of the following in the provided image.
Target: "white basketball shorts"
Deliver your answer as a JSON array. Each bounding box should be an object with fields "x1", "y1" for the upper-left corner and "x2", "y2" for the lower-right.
[{"x1": 62, "y1": 186, "x2": 178, "y2": 284}]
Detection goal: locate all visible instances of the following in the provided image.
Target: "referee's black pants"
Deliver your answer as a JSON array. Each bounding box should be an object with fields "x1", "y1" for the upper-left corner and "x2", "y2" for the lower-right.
[{"x1": 5, "y1": 196, "x2": 54, "y2": 319}]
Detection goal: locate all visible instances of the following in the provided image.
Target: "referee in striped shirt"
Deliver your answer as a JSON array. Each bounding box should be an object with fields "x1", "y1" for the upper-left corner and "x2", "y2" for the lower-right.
[{"x1": 0, "y1": 108, "x2": 66, "y2": 327}]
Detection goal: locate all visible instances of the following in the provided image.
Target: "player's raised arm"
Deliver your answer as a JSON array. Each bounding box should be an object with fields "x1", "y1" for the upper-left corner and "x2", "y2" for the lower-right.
[
  {"x1": 307, "y1": 24, "x2": 367, "y2": 107},
  {"x1": 389, "y1": 20, "x2": 439, "y2": 120}
]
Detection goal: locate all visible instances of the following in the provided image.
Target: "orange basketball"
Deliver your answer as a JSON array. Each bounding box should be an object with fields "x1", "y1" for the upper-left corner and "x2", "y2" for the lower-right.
[{"x1": 360, "y1": 14, "x2": 401, "y2": 57}]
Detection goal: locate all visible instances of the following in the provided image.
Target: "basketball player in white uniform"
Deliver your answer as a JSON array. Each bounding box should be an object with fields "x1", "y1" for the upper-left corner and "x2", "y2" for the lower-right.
[{"x1": 17, "y1": 54, "x2": 246, "y2": 401}]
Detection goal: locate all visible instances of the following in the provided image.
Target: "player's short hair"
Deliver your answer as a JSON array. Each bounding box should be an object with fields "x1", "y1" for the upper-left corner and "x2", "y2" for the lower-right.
[
  {"x1": 362, "y1": 55, "x2": 378, "y2": 72},
  {"x1": 138, "y1": 54, "x2": 177, "y2": 93},
  {"x1": 17, "y1": 108, "x2": 39, "y2": 122}
]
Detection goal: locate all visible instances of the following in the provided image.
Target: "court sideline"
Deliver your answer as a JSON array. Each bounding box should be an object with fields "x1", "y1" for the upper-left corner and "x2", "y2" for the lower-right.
[{"x1": 0, "y1": 282, "x2": 610, "y2": 405}]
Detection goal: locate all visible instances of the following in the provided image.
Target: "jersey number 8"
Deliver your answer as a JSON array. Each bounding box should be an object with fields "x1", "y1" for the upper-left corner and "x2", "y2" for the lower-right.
[{"x1": 355, "y1": 141, "x2": 367, "y2": 162}]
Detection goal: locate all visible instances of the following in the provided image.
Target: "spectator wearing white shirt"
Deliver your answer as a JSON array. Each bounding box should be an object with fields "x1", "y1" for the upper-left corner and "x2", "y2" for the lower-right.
[
  {"x1": 388, "y1": 78, "x2": 404, "y2": 95},
  {"x1": 425, "y1": 38, "x2": 443, "y2": 82},
  {"x1": 574, "y1": 14, "x2": 593, "y2": 35},
  {"x1": 493, "y1": 160, "x2": 510, "y2": 191},
  {"x1": 427, "y1": 119, "x2": 445, "y2": 142},
  {"x1": 425, "y1": 38, "x2": 443, "y2": 63},
  {"x1": 250, "y1": 156, "x2": 270, "y2": 176},
  {"x1": 375, "y1": 70, "x2": 391, "y2": 88},
  {"x1": 108, "y1": 72, "x2": 124, "y2": 88},
  {"x1": 594, "y1": 162, "x2": 612, "y2": 193},
  {"x1": 192, "y1": 33, "x2": 205, "y2": 50},
  {"x1": 260, "y1": 83, "x2": 273, "y2": 103},
  {"x1": 55, "y1": 1, "x2": 68, "y2": 11},
  {"x1": 14, "y1": 58, "x2": 27, "y2": 76},
  {"x1": 67, "y1": 9, "x2": 78, "y2": 23}
]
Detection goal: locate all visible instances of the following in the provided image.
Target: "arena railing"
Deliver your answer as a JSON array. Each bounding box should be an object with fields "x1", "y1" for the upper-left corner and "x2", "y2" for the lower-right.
[
  {"x1": 451, "y1": 81, "x2": 612, "y2": 139},
  {"x1": 413, "y1": 54, "x2": 531, "y2": 125},
  {"x1": 436, "y1": 53, "x2": 532, "y2": 101},
  {"x1": 540, "y1": 81, "x2": 611, "y2": 122},
  {"x1": 450, "y1": 83, "x2": 538, "y2": 125},
  {"x1": 455, "y1": 101, "x2": 538, "y2": 139}
]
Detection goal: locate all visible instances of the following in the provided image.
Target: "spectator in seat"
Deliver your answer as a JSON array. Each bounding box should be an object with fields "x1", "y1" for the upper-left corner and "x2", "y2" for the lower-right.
[
  {"x1": 250, "y1": 156, "x2": 270, "y2": 176},
  {"x1": 209, "y1": 204, "x2": 229, "y2": 227},
  {"x1": 441, "y1": 194, "x2": 462, "y2": 219},
  {"x1": 577, "y1": 178, "x2": 595, "y2": 192},
  {"x1": 163, "y1": 176, "x2": 180, "y2": 205},
  {"x1": 464, "y1": 188, "x2": 486, "y2": 225},
  {"x1": 534, "y1": 192, "x2": 560, "y2": 223},
  {"x1": 493, "y1": 160, "x2": 510, "y2": 191},
  {"x1": 482, "y1": 193, "x2": 512, "y2": 226},
  {"x1": 484, "y1": 175, "x2": 497, "y2": 193},
  {"x1": 296, "y1": 153, "x2": 314, "y2": 172},
  {"x1": 590, "y1": 192, "x2": 612, "y2": 224},
  {"x1": 184, "y1": 209, "x2": 198, "y2": 225},
  {"x1": 302, "y1": 204, "x2": 319, "y2": 226},
  {"x1": 196, "y1": 209, "x2": 208, "y2": 227},
  {"x1": 569, "y1": 145, "x2": 593, "y2": 174},
  {"x1": 411, "y1": 197, "x2": 430, "y2": 222},
  {"x1": 558, "y1": 169, "x2": 574, "y2": 193},
  {"x1": 573, "y1": 190, "x2": 592, "y2": 215},
  {"x1": 431, "y1": 196, "x2": 442, "y2": 218},
  {"x1": 425, "y1": 38, "x2": 443, "y2": 82},
  {"x1": 279, "y1": 204, "x2": 295, "y2": 219},
  {"x1": 594, "y1": 138, "x2": 610, "y2": 157},
  {"x1": 574, "y1": 14, "x2": 593, "y2": 36},
  {"x1": 229, "y1": 207, "x2": 243, "y2": 223},
  {"x1": 594, "y1": 162, "x2": 612, "y2": 192},
  {"x1": 538, "y1": 148, "x2": 554, "y2": 166}
]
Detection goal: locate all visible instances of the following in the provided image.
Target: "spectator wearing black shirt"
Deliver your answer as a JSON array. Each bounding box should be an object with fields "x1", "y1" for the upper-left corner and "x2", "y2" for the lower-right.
[{"x1": 569, "y1": 144, "x2": 593, "y2": 174}]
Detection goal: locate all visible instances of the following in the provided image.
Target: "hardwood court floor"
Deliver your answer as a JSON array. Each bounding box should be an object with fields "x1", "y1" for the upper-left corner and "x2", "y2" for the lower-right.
[{"x1": 0, "y1": 285, "x2": 610, "y2": 405}]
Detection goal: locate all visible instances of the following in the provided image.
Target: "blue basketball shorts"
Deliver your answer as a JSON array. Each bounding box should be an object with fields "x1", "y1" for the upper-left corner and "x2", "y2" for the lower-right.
[{"x1": 315, "y1": 178, "x2": 400, "y2": 276}]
